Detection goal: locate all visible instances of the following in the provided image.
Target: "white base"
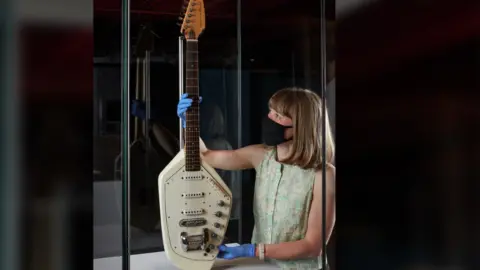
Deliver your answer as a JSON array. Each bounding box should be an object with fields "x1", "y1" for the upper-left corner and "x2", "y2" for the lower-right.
[{"x1": 93, "y1": 244, "x2": 279, "y2": 270}]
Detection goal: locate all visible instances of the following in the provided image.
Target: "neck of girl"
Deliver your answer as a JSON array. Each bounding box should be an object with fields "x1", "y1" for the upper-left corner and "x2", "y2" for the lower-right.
[{"x1": 276, "y1": 141, "x2": 293, "y2": 162}]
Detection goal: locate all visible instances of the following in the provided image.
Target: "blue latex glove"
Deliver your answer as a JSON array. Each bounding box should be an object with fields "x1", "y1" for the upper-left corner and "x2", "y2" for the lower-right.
[
  {"x1": 177, "y1": 93, "x2": 202, "y2": 128},
  {"x1": 217, "y1": 244, "x2": 256, "y2": 260},
  {"x1": 131, "y1": 100, "x2": 161, "y2": 120},
  {"x1": 131, "y1": 100, "x2": 146, "y2": 119}
]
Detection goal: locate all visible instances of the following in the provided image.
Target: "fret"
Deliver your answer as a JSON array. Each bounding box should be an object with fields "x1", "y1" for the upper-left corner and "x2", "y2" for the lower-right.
[
  {"x1": 184, "y1": 40, "x2": 201, "y2": 171},
  {"x1": 185, "y1": 72, "x2": 198, "y2": 79}
]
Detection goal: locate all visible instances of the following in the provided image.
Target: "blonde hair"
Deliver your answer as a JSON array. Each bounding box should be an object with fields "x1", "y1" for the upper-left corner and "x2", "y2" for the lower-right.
[{"x1": 268, "y1": 87, "x2": 335, "y2": 170}]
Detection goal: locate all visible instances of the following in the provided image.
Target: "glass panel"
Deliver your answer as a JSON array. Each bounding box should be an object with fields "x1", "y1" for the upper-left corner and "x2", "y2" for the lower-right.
[
  {"x1": 197, "y1": 4, "x2": 243, "y2": 244},
  {"x1": 116, "y1": 0, "x2": 334, "y2": 259},
  {"x1": 0, "y1": 1, "x2": 18, "y2": 269},
  {"x1": 124, "y1": 0, "x2": 242, "y2": 254},
  {"x1": 239, "y1": 0, "x2": 335, "y2": 249},
  {"x1": 93, "y1": 2, "x2": 124, "y2": 261},
  {"x1": 326, "y1": 18, "x2": 335, "y2": 136}
]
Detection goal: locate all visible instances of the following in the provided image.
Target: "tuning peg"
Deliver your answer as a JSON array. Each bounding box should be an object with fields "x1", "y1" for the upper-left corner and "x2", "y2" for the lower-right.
[{"x1": 178, "y1": 16, "x2": 183, "y2": 21}]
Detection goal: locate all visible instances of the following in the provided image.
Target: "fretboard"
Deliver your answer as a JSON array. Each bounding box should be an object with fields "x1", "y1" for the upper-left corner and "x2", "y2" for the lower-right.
[{"x1": 185, "y1": 40, "x2": 200, "y2": 171}]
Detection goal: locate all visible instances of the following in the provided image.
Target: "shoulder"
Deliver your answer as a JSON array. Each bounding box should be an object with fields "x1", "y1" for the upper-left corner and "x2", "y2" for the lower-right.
[
  {"x1": 249, "y1": 144, "x2": 270, "y2": 168},
  {"x1": 313, "y1": 164, "x2": 335, "y2": 194},
  {"x1": 315, "y1": 162, "x2": 335, "y2": 177},
  {"x1": 236, "y1": 144, "x2": 269, "y2": 168}
]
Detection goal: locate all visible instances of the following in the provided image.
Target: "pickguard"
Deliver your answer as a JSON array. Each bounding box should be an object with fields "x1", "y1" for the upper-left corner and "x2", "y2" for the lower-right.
[{"x1": 159, "y1": 150, "x2": 232, "y2": 270}]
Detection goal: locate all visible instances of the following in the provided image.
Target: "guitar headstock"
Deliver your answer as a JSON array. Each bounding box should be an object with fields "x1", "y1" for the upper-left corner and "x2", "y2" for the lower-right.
[{"x1": 179, "y1": 0, "x2": 205, "y2": 40}]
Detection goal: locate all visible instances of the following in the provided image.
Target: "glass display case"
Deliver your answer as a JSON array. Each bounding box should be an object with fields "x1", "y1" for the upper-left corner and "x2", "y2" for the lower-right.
[
  {"x1": 93, "y1": 5, "x2": 124, "y2": 261},
  {"x1": 93, "y1": 0, "x2": 335, "y2": 266},
  {"x1": 119, "y1": 0, "x2": 245, "y2": 255}
]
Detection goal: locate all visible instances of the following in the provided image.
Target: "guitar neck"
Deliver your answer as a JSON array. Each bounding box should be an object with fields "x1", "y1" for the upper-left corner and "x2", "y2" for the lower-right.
[{"x1": 185, "y1": 40, "x2": 200, "y2": 171}]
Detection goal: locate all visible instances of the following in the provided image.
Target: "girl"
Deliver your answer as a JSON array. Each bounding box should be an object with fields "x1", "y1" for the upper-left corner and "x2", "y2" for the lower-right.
[{"x1": 177, "y1": 87, "x2": 335, "y2": 270}]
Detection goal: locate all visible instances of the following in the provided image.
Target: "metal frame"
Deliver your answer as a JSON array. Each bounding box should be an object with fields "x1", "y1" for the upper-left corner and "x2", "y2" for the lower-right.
[
  {"x1": 178, "y1": 36, "x2": 184, "y2": 148},
  {"x1": 236, "y1": 0, "x2": 243, "y2": 244},
  {"x1": 144, "y1": 51, "x2": 151, "y2": 148},
  {"x1": 320, "y1": 0, "x2": 328, "y2": 268},
  {"x1": 1, "y1": 1, "x2": 20, "y2": 269},
  {"x1": 120, "y1": 0, "x2": 131, "y2": 268}
]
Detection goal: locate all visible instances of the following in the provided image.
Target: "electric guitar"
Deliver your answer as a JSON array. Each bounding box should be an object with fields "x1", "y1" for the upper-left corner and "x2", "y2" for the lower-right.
[{"x1": 158, "y1": 1, "x2": 233, "y2": 269}]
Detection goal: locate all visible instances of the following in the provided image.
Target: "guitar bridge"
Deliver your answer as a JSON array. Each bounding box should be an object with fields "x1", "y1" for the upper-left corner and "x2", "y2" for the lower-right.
[{"x1": 180, "y1": 232, "x2": 206, "y2": 252}]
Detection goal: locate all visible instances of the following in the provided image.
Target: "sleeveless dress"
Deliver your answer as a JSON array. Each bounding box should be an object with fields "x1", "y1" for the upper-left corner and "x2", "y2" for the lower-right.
[{"x1": 251, "y1": 148, "x2": 328, "y2": 270}]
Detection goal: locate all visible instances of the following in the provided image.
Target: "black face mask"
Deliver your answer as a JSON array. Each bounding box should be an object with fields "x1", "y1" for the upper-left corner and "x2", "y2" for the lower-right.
[{"x1": 262, "y1": 117, "x2": 292, "y2": 146}]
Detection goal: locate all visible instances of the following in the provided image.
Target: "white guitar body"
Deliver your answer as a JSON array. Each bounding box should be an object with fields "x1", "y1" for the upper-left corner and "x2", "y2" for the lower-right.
[{"x1": 158, "y1": 149, "x2": 233, "y2": 270}]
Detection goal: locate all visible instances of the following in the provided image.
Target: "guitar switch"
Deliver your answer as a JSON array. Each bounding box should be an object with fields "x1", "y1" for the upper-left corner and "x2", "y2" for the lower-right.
[{"x1": 203, "y1": 228, "x2": 210, "y2": 243}]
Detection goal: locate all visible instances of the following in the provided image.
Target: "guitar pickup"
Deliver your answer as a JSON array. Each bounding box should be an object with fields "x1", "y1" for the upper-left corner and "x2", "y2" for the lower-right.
[
  {"x1": 182, "y1": 174, "x2": 205, "y2": 181},
  {"x1": 179, "y1": 218, "x2": 207, "y2": 227},
  {"x1": 181, "y1": 209, "x2": 204, "y2": 216},
  {"x1": 182, "y1": 192, "x2": 205, "y2": 198}
]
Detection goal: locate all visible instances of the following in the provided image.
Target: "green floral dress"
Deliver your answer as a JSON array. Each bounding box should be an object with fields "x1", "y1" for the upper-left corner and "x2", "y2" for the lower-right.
[{"x1": 251, "y1": 148, "x2": 328, "y2": 270}]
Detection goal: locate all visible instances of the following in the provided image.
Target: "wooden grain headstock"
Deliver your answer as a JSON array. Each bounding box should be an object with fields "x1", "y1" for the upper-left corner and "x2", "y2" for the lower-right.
[{"x1": 179, "y1": 0, "x2": 205, "y2": 40}]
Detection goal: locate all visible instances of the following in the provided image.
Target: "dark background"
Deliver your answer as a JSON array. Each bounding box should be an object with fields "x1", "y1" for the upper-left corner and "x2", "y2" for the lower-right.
[{"x1": 1, "y1": 0, "x2": 479, "y2": 269}]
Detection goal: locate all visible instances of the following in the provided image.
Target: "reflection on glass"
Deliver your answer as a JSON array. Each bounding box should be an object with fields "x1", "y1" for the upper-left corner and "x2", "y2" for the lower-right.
[
  {"x1": 93, "y1": 14, "x2": 123, "y2": 261},
  {"x1": 240, "y1": 0, "x2": 335, "y2": 244}
]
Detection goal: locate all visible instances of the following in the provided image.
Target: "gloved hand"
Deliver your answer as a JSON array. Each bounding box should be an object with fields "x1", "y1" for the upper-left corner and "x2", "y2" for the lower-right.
[
  {"x1": 131, "y1": 100, "x2": 146, "y2": 120},
  {"x1": 217, "y1": 244, "x2": 256, "y2": 260},
  {"x1": 177, "y1": 93, "x2": 202, "y2": 128}
]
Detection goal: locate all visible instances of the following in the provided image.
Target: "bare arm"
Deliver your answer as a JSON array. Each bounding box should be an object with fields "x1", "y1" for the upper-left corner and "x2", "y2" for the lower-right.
[
  {"x1": 199, "y1": 138, "x2": 266, "y2": 171},
  {"x1": 261, "y1": 166, "x2": 336, "y2": 260}
]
